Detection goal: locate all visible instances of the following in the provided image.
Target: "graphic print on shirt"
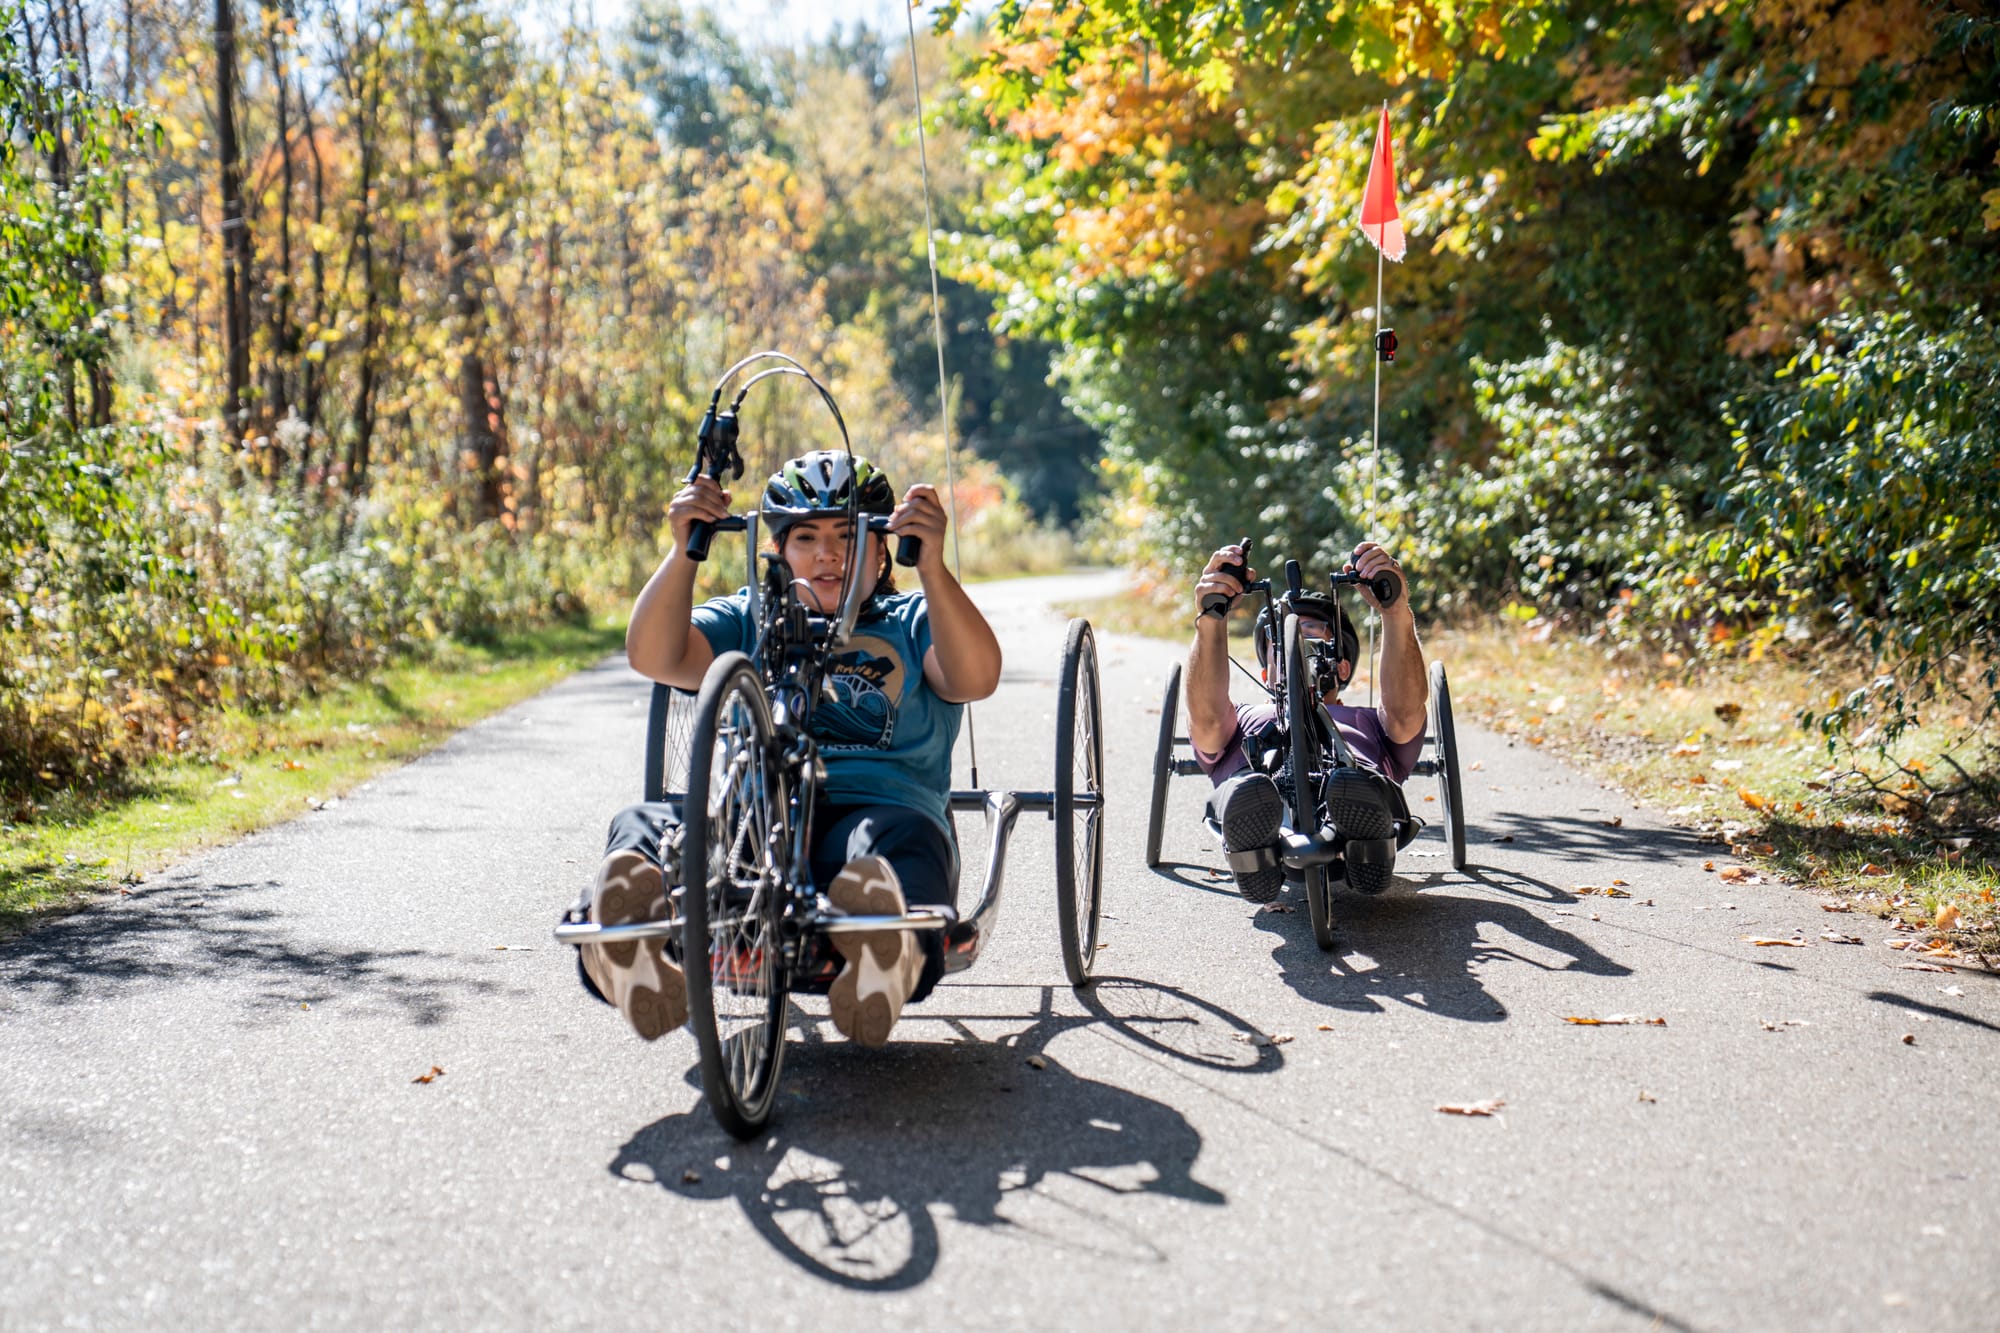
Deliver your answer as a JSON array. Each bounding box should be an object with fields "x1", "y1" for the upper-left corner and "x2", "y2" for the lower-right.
[{"x1": 812, "y1": 634, "x2": 906, "y2": 751}]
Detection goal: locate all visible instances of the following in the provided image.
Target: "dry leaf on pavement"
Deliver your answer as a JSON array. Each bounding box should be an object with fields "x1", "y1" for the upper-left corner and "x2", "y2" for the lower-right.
[
  {"x1": 1026, "y1": 1055, "x2": 1048, "y2": 1070},
  {"x1": 1742, "y1": 936, "x2": 1808, "y2": 947},
  {"x1": 1563, "y1": 1015, "x2": 1666, "y2": 1027},
  {"x1": 411, "y1": 1065, "x2": 445, "y2": 1085},
  {"x1": 1437, "y1": 1099, "x2": 1505, "y2": 1116},
  {"x1": 1820, "y1": 902, "x2": 1853, "y2": 912},
  {"x1": 1231, "y1": 1032, "x2": 1294, "y2": 1047},
  {"x1": 1898, "y1": 962, "x2": 1955, "y2": 974},
  {"x1": 1822, "y1": 931, "x2": 1864, "y2": 944}
]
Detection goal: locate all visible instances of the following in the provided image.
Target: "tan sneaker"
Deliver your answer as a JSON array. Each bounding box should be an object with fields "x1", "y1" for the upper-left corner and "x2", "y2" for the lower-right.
[
  {"x1": 826, "y1": 855, "x2": 922, "y2": 1047},
  {"x1": 580, "y1": 849, "x2": 686, "y2": 1041}
]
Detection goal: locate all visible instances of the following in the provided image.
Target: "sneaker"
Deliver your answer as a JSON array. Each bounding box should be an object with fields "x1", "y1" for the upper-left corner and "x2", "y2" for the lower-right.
[
  {"x1": 1325, "y1": 767, "x2": 1397, "y2": 895},
  {"x1": 580, "y1": 849, "x2": 686, "y2": 1041},
  {"x1": 1216, "y1": 772, "x2": 1285, "y2": 904},
  {"x1": 826, "y1": 855, "x2": 922, "y2": 1047}
]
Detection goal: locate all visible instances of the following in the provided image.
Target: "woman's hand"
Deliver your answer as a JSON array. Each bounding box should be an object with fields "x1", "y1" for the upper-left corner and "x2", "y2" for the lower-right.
[
  {"x1": 668, "y1": 475, "x2": 733, "y2": 555},
  {"x1": 888, "y1": 483, "x2": 951, "y2": 577}
]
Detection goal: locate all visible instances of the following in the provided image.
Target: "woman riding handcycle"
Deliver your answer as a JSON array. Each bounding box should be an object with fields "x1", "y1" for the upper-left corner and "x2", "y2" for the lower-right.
[{"x1": 557, "y1": 354, "x2": 1107, "y2": 1137}]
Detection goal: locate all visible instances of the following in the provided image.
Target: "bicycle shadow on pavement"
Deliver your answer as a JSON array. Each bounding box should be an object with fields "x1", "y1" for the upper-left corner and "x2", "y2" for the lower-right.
[
  {"x1": 1252, "y1": 867, "x2": 1632, "y2": 1022},
  {"x1": 609, "y1": 978, "x2": 1259, "y2": 1292}
]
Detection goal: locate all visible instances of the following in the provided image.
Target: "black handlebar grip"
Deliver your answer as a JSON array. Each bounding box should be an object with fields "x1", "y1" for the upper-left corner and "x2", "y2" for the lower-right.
[
  {"x1": 685, "y1": 519, "x2": 715, "y2": 563},
  {"x1": 1369, "y1": 570, "x2": 1402, "y2": 607},
  {"x1": 1201, "y1": 536, "x2": 1252, "y2": 616},
  {"x1": 895, "y1": 534, "x2": 921, "y2": 568}
]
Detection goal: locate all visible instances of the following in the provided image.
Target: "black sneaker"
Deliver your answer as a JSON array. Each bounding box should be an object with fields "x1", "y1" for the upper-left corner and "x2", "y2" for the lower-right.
[
  {"x1": 1216, "y1": 773, "x2": 1286, "y2": 904},
  {"x1": 1325, "y1": 767, "x2": 1397, "y2": 895}
]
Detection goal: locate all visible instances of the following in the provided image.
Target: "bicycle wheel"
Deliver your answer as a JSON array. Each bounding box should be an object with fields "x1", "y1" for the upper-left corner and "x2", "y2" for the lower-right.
[
  {"x1": 1430, "y1": 660, "x2": 1469, "y2": 871},
  {"x1": 1284, "y1": 615, "x2": 1337, "y2": 951},
  {"x1": 1055, "y1": 618, "x2": 1104, "y2": 987},
  {"x1": 682, "y1": 653, "x2": 790, "y2": 1139},
  {"x1": 1145, "y1": 663, "x2": 1181, "y2": 868},
  {"x1": 643, "y1": 683, "x2": 696, "y2": 802}
]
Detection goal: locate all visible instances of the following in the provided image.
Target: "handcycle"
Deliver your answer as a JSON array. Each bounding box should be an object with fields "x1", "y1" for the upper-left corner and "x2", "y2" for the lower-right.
[
  {"x1": 556, "y1": 352, "x2": 1105, "y2": 1138},
  {"x1": 1143, "y1": 554, "x2": 1468, "y2": 951}
]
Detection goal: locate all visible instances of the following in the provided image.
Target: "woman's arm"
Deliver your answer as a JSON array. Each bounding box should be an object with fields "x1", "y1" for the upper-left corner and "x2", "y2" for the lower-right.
[
  {"x1": 625, "y1": 476, "x2": 728, "y2": 690},
  {"x1": 896, "y1": 484, "x2": 1002, "y2": 703}
]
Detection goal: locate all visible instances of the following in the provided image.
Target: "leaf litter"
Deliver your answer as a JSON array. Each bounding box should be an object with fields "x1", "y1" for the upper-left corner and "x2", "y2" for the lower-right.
[
  {"x1": 1563, "y1": 1014, "x2": 1666, "y2": 1027},
  {"x1": 1437, "y1": 1098, "x2": 1505, "y2": 1117}
]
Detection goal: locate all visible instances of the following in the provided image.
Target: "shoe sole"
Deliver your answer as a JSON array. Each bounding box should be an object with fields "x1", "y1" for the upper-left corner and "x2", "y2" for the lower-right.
[
  {"x1": 589, "y1": 855, "x2": 686, "y2": 1042},
  {"x1": 1326, "y1": 771, "x2": 1397, "y2": 896},
  {"x1": 827, "y1": 857, "x2": 916, "y2": 1048},
  {"x1": 1221, "y1": 778, "x2": 1286, "y2": 904}
]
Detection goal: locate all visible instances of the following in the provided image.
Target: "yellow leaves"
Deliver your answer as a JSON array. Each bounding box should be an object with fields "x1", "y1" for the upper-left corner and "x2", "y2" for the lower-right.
[
  {"x1": 1738, "y1": 787, "x2": 1773, "y2": 813},
  {"x1": 1741, "y1": 936, "x2": 1807, "y2": 947}
]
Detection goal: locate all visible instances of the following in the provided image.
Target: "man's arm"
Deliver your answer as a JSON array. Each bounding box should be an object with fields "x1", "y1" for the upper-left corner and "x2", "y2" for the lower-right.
[
  {"x1": 1186, "y1": 543, "x2": 1254, "y2": 755},
  {"x1": 1349, "y1": 540, "x2": 1426, "y2": 746}
]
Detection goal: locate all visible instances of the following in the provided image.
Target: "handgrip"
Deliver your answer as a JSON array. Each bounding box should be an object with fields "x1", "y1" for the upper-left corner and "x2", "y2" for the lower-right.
[
  {"x1": 1368, "y1": 570, "x2": 1402, "y2": 607},
  {"x1": 685, "y1": 519, "x2": 716, "y2": 563},
  {"x1": 1201, "y1": 536, "x2": 1253, "y2": 617},
  {"x1": 895, "y1": 535, "x2": 922, "y2": 568}
]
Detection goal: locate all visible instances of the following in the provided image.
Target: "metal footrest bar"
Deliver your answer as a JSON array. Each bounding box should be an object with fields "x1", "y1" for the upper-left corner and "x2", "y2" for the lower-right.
[
  {"x1": 814, "y1": 910, "x2": 951, "y2": 934},
  {"x1": 553, "y1": 918, "x2": 681, "y2": 947}
]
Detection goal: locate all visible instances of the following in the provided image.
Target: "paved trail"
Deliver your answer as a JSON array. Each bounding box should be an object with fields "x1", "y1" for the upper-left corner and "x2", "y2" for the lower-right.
[{"x1": 4, "y1": 572, "x2": 1995, "y2": 1329}]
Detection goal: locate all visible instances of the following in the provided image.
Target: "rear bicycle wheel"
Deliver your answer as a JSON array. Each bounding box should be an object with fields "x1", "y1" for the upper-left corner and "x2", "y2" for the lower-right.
[
  {"x1": 1145, "y1": 664, "x2": 1181, "y2": 868},
  {"x1": 1429, "y1": 661, "x2": 1469, "y2": 871},
  {"x1": 682, "y1": 653, "x2": 791, "y2": 1140},
  {"x1": 1055, "y1": 619, "x2": 1104, "y2": 987},
  {"x1": 643, "y1": 682, "x2": 696, "y2": 802},
  {"x1": 1284, "y1": 615, "x2": 1336, "y2": 951}
]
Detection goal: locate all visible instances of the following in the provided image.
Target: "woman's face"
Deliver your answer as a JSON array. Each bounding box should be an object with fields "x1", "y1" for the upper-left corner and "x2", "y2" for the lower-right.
[{"x1": 780, "y1": 516, "x2": 881, "y2": 613}]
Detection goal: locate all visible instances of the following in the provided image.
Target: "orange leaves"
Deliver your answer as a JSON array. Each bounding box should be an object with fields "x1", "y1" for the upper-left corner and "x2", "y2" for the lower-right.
[
  {"x1": 1737, "y1": 787, "x2": 1772, "y2": 813},
  {"x1": 411, "y1": 1065, "x2": 445, "y2": 1085},
  {"x1": 1563, "y1": 1014, "x2": 1665, "y2": 1027},
  {"x1": 1741, "y1": 936, "x2": 1807, "y2": 947},
  {"x1": 1934, "y1": 904, "x2": 1962, "y2": 932}
]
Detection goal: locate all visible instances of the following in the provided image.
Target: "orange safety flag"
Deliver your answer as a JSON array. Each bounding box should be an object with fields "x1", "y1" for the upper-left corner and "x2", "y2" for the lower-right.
[{"x1": 1359, "y1": 104, "x2": 1405, "y2": 262}]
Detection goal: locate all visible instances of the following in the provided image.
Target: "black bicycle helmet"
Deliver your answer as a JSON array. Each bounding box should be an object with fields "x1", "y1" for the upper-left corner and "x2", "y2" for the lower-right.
[{"x1": 760, "y1": 450, "x2": 896, "y2": 537}]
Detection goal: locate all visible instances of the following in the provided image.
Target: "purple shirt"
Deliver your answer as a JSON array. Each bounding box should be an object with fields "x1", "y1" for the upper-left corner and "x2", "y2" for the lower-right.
[{"x1": 1194, "y1": 701, "x2": 1421, "y2": 787}]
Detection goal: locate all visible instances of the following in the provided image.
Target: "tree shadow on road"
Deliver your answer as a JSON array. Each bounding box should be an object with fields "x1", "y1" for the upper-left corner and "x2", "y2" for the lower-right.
[
  {"x1": 1252, "y1": 864, "x2": 1632, "y2": 1022},
  {"x1": 0, "y1": 877, "x2": 509, "y2": 1025},
  {"x1": 608, "y1": 978, "x2": 1263, "y2": 1291}
]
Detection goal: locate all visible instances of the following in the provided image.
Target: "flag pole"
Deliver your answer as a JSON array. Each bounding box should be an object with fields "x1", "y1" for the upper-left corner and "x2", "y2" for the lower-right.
[{"x1": 1366, "y1": 103, "x2": 1387, "y2": 710}]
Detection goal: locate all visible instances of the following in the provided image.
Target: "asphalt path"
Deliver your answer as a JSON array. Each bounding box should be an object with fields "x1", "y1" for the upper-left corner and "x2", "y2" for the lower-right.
[{"x1": 4, "y1": 571, "x2": 1997, "y2": 1329}]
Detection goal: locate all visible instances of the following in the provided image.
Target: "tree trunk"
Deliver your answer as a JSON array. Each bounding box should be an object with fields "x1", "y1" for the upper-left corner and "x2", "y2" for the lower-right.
[
  {"x1": 214, "y1": 0, "x2": 252, "y2": 443},
  {"x1": 427, "y1": 84, "x2": 506, "y2": 524}
]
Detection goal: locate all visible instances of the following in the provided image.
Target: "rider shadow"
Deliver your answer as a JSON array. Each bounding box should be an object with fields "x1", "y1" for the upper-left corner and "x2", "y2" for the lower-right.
[
  {"x1": 1253, "y1": 867, "x2": 1631, "y2": 1023},
  {"x1": 608, "y1": 979, "x2": 1259, "y2": 1292}
]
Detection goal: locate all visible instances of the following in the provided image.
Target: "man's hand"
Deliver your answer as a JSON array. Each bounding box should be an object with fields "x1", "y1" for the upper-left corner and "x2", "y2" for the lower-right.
[
  {"x1": 668, "y1": 475, "x2": 733, "y2": 555},
  {"x1": 887, "y1": 482, "x2": 951, "y2": 578},
  {"x1": 1346, "y1": 541, "x2": 1410, "y2": 616},
  {"x1": 1196, "y1": 542, "x2": 1257, "y2": 620}
]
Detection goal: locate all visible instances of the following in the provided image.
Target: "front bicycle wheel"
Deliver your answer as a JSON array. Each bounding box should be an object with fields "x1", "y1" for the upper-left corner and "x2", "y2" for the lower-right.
[
  {"x1": 682, "y1": 653, "x2": 791, "y2": 1140},
  {"x1": 1284, "y1": 615, "x2": 1336, "y2": 951},
  {"x1": 1055, "y1": 618, "x2": 1104, "y2": 987}
]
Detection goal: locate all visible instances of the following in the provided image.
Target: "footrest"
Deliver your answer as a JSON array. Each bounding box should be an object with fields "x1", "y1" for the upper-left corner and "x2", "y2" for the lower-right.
[
  {"x1": 815, "y1": 907, "x2": 955, "y2": 935},
  {"x1": 552, "y1": 918, "x2": 680, "y2": 948}
]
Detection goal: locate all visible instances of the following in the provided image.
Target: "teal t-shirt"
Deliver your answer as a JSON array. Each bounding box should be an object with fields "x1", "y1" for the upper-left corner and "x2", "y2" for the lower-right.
[{"x1": 690, "y1": 589, "x2": 962, "y2": 831}]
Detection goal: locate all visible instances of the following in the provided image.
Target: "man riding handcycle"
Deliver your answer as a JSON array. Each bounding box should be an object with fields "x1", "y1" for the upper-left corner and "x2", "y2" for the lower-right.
[{"x1": 1147, "y1": 537, "x2": 1468, "y2": 949}]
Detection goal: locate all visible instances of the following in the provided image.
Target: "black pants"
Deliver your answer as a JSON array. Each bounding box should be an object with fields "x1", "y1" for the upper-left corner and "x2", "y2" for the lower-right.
[{"x1": 592, "y1": 799, "x2": 957, "y2": 1004}]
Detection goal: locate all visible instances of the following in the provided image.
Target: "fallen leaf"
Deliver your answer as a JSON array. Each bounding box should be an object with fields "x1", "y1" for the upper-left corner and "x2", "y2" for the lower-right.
[
  {"x1": 681, "y1": 1169, "x2": 701, "y2": 1185},
  {"x1": 491, "y1": 945, "x2": 536, "y2": 951},
  {"x1": 1316, "y1": 1023, "x2": 1333, "y2": 1031},
  {"x1": 1935, "y1": 904, "x2": 1962, "y2": 932},
  {"x1": 1713, "y1": 702, "x2": 1743, "y2": 723},
  {"x1": 1742, "y1": 936, "x2": 1808, "y2": 947},
  {"x1": 1026, "y1": 1055, "x2": 1048, "y2": 1070},
  {"x1": 1672, "y1": 742, "x2": 1703, "y2": 757},
  {"x1": 1437, "y1": 1098, "x2": 1505, "y2": 1117},
  {"x1": 1689, "y1": 774, "x2": 1709, "y2": 786},
  {"x1": 1820, "y1": 902, "x2": 1853, "y2": 913},
  {"x1": 1638, "y1": 1089, "x2": 1658, "y2": 1103},
  {"x1": 1469, "y1": 760, "x2": 1485, "y2": 771},
  {"x1": 1256, "y1": 903, "x2": 1295, "y2": 915},
  {"x1": 1887, "y1": 939, "x2": 1913, "y2": 950},
  {"x1": 1603, "y1": 816, "x2": 1624, "y2": 827},
  {"x1": 1574, "y1": 884, "x2": 1602, "y2": 895},
  {"x1": 1231, "y1": 1032, "x2": 1295, "y2": 1047},
  {"x1": 1563, "y1": 1014, "x2": 1666, "y2": 1027},
  {"x1": 1939, "y1": 985, "x2": 1965, "y2": 998},
  {"x1": 412, "y1": 1065, "x2": 445, "y2": 1085},
  {"x1": 1821, "y1": 931, "x2": 1863, "y2": 944},
  {"x1": 1611, "y1": 878, "x2": 1630, "y2": 887},
  {"x1": 1702, "y1": 860, "x2": 1717, "y2": 872},
  {"x1": 1859, "y1": 863, "x2": 1892, "y2": 876},
  {"x1": 1898, "y1": 962, "x2": 1954, "y2": 974},
  {"x1": 1739, "y1": 787, "x2": 1773, "y2": 812},
  {"x1": 1759, "y1": 1018, "x2": 1809, "y2": 1031},
  {"x1": 1718, "y1": 866, "x2": 1757, "y2": 884},
  {"x1": 1424, "y1": 793, "x2": 1437, "y2": 801},
  {"x1": 1901, "y1": 1033, "x2": 1916, "y2": 1045},
  {"x1": 1603, "y1": 885, "x2": 1631, "y2": 898}
]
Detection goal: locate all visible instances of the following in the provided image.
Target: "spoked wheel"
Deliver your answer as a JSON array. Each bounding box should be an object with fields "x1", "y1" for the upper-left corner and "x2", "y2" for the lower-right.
[
  {"x1": 1284, "y1": 616, "x2": 1337, "y2": 952},
  {"x1": 682, "y1": 653, "x2": 791, "y2": 1140},
  {"x1": 1145, "y1": 664, "x2": 1181, "y2": 868},
  {"x1": 1429, "y1": 660, "x2": 1469, "y2": 871},
  {"x1": 643, "y1": 683, "x2": 696, "y2": 803},
  {"x1": 1055, "y1": 618, "x2": 1105, "y2": 988}
]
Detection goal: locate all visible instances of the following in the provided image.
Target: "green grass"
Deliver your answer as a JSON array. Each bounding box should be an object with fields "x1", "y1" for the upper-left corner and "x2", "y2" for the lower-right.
[
  {"x1": 0, "y1": 618, "x2": 625, "y2": 939},
  {"x1": 1066, "y1": 582, "x2": 2000, "y2": 957}
]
